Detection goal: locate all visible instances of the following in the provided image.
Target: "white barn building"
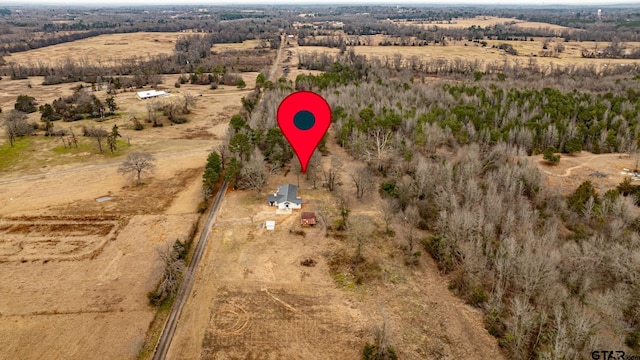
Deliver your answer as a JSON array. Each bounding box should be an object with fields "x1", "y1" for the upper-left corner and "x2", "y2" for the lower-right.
[{"x1": 137, "y1": 90, "x2": 168, "y2": 100}]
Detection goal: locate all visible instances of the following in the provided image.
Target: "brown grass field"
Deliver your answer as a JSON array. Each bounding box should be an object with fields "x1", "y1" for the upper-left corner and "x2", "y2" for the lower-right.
[
  {"x1": 166, "y1": 129, "x2": 505, "y2": 359},
  {"x1": 4, "y1": 35, "x2": 263, "y2": 68},
  {"x1": 298, "y1": 38, "x2": 640, "y2": 72},
  {"x1": 4, "y1": 32, "x2": 186, "y2": 66},
  {"x1": 211, "y1": 39, "x2": 261, "y2": 51},
  {"x1": 0, "y1": 63, "x2": 259, "y2": 359},
  {"x1": 391, "y1": 16, "x2": 571, "y2": 31}
]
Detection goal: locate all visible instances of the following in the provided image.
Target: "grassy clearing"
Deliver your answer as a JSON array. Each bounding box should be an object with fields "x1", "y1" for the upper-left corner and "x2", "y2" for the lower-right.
[
  {"x1": 51, "y1": 139, "x2": 93, "y2": 155},
  {"x1": 52, "y1": 138, "x2": 130, "y2": 157},
  {"x1": 0, "y1": 137, "x2": 32, "y2": 171},
  {"x1": 0, "y1": 136, "x2": 132, "y2": 175},
  {"x1": 5, "y1": 32, "x2": 184, "y2": 67}
]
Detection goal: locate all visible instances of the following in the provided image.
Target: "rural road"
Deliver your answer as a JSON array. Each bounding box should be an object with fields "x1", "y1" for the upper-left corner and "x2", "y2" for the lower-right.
[
  {"x1": 151, "y1": 33, "x2": 287, "y2": 360},
  {"x1": 268, "y1": 33, "x2": 286, "y2": 81},
  {"x1": 151, "y1": 181, "x2": 228, "y2": 360}
]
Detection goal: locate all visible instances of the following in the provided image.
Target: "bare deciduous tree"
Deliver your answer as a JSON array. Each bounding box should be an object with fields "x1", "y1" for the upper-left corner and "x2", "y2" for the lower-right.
[
  {"x1": 351, "y1": 166, "x2": 375, "y2": 201},
  {"x1": 2, "y1": 110, "x2": 32, "y2": 147},
  {"x1": 367, "y1": 127, "x2": 392, "y2": 170},
  {"x1": 349, "y1": 214, "x2": 372, "y2": 264},
  {"x1": 323, "y1": 157, "x2": 342, "y2": 191},
  {"x1": 369, "y1": 309, "x2": 396, "y2": 360},
  {"x1": 306, "y1": 150, "x2": 323, "y2": 188},
  {"x1": 68, "y1": 128, "x2": 78, "y2": 148},
  {"x1": 150, "y1": 242, "x2": 186, "y2": 306},
  {"x1": 146, "y1": 99, "x2": 160, "y2": 127},
  {"x1": 162, "y1": 97, "x2": 181, "y2": 122},
  {"x1": 381, "y1": 198, "x2": 398, "y2": 234},
  {"x1": 118, "y1": 151, "x2": 156, "y2": 185},
  {"x1": 85, "y1": 126, "x2": 109, "y2": 153},
  {"x1": 238, "y1": 151, "x2": 268, "y2": 196},
  {"x1": 316, "y1": 200, "x2": 332, "y2": 236},
  {"x1": 182, "y1": 92, "x2": 196, "y2": 114},
  {"x1": 504, "y1": 296, "x2": 536, "y2": 360},
  {"x1": 337, "y1": 193, "x2": 351, "y2": 231},
  {"x1": 402, "y1": 204, "x2": 420, "y2": 253}
]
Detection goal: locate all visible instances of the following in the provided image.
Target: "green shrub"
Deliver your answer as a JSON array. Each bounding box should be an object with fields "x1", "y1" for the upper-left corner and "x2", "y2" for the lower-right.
[
  {"x1": 362, "y1": 343, "x2": 398, "y2": 360},
  {"x1": 423, "y1": 235, "x2": 459, "y2": 273},
  {"x1": 626, "y1": 328, "x2": 640, "y2": 350},
  {"x1": 542, "y1": 147, "x2": 560, "y2": 164},
  {"x1": 171, "y1": 117, "x2": 188, "y2": 124},
  {"x1": 567, "y1": 180, "x2": 600, "y2": 213},
  {"x1": 379, "y1": 180, "x2": 398, "y2": 197},
  {"x1": 197, "y1": 201, "x2": 208, "y2": 213}
]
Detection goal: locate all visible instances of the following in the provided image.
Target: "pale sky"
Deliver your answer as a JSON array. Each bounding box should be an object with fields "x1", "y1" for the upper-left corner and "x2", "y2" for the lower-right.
[{"x1": 4, "y1": 0, "x2": 640, "y2": 6}]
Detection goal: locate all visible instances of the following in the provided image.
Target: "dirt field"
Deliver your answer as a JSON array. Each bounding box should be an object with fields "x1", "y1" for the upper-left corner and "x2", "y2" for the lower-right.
[
  {"x1": 166, "y1": 112, "x2": 504, "y2": 359},
  {"x1": 4, "y1": 32, "x2": 187, "y2": 66},
  {"x1": 211, "y1": 39, "x2": 261, "y2": 51},
  {"x1": 0, "y1": 67, "x2": 256, "y2": 359},
  {"x1": 167, "y1": 188, "x2": 504, "y2": 359},
  {"x1": 297, "y1": 39, "x2": 640, "y2": 72},
  {"x1": 392, "y1": 16, "x2": 570, "y2": 31},
  {"x1": 533, "y1": 151, "x2": 640, "y2": 196}
]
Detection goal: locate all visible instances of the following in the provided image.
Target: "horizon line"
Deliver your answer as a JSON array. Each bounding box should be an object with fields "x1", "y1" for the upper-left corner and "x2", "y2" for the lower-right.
[{"x1": 4, "y1": 2, "x2": 640, "y2": 7}]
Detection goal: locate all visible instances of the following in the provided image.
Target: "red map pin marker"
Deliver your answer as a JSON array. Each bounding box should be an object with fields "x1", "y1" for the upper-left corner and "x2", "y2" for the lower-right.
[{"x1": 277, "y1": 91, "x2": 331, "y2": 173}]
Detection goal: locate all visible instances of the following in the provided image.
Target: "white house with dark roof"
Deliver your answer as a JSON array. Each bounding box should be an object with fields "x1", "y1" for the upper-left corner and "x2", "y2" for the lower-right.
[{"x1": 268, "y1": 184, "x2": 302, "y2": 210}]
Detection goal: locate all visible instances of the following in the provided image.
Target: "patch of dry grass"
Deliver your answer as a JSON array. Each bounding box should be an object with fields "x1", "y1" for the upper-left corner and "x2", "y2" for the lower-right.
[
  {"x1": 297, "y1": 39, "x2": 640, "y2": 72},
  {"x1": 4, "y1": 32, "x2": 186, "y2": 66}
]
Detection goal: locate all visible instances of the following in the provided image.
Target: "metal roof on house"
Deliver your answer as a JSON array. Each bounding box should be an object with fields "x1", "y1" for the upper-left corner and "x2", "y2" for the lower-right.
[{"x1": 267, "y1": 184, "x2": 302, "y2": 205}]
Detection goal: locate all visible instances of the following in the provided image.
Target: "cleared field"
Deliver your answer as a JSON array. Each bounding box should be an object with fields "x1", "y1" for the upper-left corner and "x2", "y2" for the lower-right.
[
  {"x1": 392, "y1": 16, "x2": 518, "y2": 28},
  {"x1": 211, "y1": 39, "x2": 261, "y2": 51},
  {"x1": 0, "y1": 216, "x2": 120, "y2": 262},
  {"x1": 394, "y1": 17, "x2": 570, "y2": 31},
  {"x1": 297, "y1": 39, "x2": 640, "y2": 72},
  {"x1": 0, "y1": 72, "x2": 257, "y2": 172},
  {"x1": 513, "y1": 21, "x2": 571, "y2": 31},
  {"x1": 0, "y1": 68, "x2": 256, "y2": 358},
  {"x1": 4, "y1": 32, "x2": 187, "y2": 66},
  {"x1": 166, "y1": 120, "x2": 504, "y2": 359},
  {"x1": 534, "y1": 152, "x2": 640, "y2": 197}
]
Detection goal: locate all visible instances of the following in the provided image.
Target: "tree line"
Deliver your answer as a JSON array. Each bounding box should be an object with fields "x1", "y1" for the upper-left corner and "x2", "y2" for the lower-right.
[{"x1": 0, "y1": 6, "x2": 282, "y2": 54}]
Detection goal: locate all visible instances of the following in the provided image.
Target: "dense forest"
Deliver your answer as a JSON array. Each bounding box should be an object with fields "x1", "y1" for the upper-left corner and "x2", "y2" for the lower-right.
[{"x1": 324, "y1": 63, "x2": 638, "y2": 359}]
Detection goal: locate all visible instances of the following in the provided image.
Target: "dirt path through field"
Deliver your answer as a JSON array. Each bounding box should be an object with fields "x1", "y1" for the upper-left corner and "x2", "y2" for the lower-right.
[{"x1": 541, "y1": 153, "x2": 622, "y2": 177}]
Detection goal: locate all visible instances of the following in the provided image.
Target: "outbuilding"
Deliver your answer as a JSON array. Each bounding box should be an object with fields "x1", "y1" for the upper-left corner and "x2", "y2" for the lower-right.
[
  {"x1": 136, "y1": 90, "x2": 168, "y2": 100},
  {"x1": 301, "y1": 212, "x2": 316, "y2": 226}
]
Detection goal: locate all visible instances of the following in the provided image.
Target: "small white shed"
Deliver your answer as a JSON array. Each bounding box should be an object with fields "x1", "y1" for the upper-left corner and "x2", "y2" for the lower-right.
[{"x1": 266, "y1": 221, "x2": 275, "y2": 231}]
